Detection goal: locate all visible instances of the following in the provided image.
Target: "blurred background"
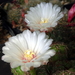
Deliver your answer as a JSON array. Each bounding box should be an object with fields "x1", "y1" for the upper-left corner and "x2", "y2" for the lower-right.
[{"x1": 0, "y1": 0, "x2": 75, "y2": 75}]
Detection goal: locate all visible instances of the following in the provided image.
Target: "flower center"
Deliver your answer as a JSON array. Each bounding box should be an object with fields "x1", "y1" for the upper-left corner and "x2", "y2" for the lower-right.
[
  {"x1": 40, "y1": 18, "x2": 48, "y2": 24},
  {"x1": 23, "y1": 50, "x2": 36, "y2": 62}
]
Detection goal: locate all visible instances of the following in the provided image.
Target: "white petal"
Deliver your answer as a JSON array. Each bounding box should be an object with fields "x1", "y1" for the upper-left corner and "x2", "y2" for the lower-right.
[
  {"x1": 34, "y1": 50, "x2": 56, "y2": 62},
  {"x1": 21, "y1": 65, "x2": 30, "y2": 71},
  {"x1": 11, "y1": 61, "x2": 23, "y2": 68},
  {"x1": 32, "y1": 62, "x2": 41, "y2": 67},
  {"x1": 2, "y1": 55, "x2": 15, "y2": 63},
  {"x1": 34, "y1": 32, "x2": 46, "y2": 53},
  {"x1": 23, "y1": 30, "x2": 32, "y2": 50},
  {"x1": 29, "y1": 32, "x2": 37, "y2": 50},
  {"x1": 45, "y1": 50, "x2": 56, "y2": 56},
  {"x1": 8, "y1": 36, "x2": 25, "y2": 54},
  {"x1": 17, "y1": 33, "x2": 28, "y2": 51},
  {"x1": 4, "y1": 42, "x2": 23, "y2": 58},
  {"x1": 38, "y1": 39, "x2": 53, "y2": 54},
  {"x1": 25, "y1": 62, "x2": 41, "y2": 68}
]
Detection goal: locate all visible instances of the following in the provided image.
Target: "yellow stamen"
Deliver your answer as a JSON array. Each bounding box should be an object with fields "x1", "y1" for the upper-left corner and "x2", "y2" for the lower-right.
[
  {"x1": 24, "y1": 50, "x2": 35, "y2": 61},
  {"x1": 40, "y1": 19, "x2": 48, "y2": 24}
]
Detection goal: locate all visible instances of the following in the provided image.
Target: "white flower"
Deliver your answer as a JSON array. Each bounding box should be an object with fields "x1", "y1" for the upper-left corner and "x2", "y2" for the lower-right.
[
  {"x1": 25, "y1": 2, "x2": 64, "y2": 31},
  {"x1": 2, "y1": 30, "x2": 55, "y2": 71}
]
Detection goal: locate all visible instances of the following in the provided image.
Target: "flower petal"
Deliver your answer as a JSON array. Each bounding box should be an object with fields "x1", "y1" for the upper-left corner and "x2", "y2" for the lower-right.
[
  {"x1": 10, "y1": 61, "x2": 23, "y2": 68},
  {"x1": 2, "y1": 55, "x2": 15, "y2": 63},
  {"x1": 21, "y1": 65, "x2": 30, "y2": 71}
]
